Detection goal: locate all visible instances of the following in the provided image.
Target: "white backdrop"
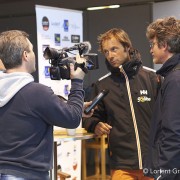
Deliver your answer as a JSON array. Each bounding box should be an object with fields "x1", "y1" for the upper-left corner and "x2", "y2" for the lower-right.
[
  {"x1": 153, "y1": 0, "x2": 180, "y2": 70},
  {"x1": 35, "y1": 5, "x2": 83, "y2": 180}
]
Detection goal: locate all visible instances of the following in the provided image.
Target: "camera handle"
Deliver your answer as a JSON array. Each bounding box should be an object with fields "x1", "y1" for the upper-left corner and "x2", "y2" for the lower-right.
[{"x1": 74, "y1": 62, "x2": 88, "y2": 74}]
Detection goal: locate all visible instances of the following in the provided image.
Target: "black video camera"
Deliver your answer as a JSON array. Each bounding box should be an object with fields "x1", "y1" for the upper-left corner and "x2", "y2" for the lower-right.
[{"x1": 43, "y1": 42, "x2": 99, "y2": 80}]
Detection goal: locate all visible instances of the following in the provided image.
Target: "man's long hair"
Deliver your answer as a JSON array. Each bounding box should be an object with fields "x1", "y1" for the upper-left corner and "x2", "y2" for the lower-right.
[{"x1": 98, "y1": 28, "x2": 141, "y2": 61}]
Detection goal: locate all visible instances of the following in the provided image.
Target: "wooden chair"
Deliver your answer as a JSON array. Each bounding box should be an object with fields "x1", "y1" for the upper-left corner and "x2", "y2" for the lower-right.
[
  {"x1": 57, "y1": 170, "x2": 71, "y2": 180},
  {"x1": 82, "y1": 134, "x2": 111, "y2": 180}
]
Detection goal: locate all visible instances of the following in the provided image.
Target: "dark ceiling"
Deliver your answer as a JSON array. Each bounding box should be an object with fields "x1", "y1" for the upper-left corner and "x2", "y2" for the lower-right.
[{"x1": 0, "y1": 0, "x2": 171, "y2": 10}]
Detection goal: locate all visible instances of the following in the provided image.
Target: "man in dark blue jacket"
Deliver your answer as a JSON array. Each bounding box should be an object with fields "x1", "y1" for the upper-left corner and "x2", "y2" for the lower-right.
[
  {"x1": 0, "y1": 30, "x2": 86, "y2": 180},
  {"x1": 145, "y1": 16, "x2": 180, "y2": 180}
]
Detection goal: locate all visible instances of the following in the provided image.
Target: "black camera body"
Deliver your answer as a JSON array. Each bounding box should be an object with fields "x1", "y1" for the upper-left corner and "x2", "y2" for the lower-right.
[{"x1": 43, "y1": 42, "x2": 99, "y2": 80}]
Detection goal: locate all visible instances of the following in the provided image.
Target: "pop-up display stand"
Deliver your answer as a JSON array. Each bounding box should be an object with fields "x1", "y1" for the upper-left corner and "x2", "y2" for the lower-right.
[{"x1": 36, "y1": 5, "x2": 83, "y2": 180}]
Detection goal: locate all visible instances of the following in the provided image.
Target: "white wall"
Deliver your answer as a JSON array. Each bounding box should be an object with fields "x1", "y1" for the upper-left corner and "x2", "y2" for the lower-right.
[{"x1": 153, "y1": 0, "x2": 180, "y2": 70}]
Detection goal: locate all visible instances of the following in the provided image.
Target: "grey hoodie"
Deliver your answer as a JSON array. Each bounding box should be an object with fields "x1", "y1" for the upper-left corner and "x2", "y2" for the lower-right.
[{"x1": 0, "y1": 72, "x2": 34, "y2": 107}]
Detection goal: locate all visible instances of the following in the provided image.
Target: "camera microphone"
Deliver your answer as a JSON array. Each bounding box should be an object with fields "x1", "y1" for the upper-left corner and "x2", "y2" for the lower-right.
[
  {"x1": 63, "y1": 41, "x2": 91, "y2": 55},
  {"x1": 84, "y1": 89, "x2": 109, "y2": 115}
]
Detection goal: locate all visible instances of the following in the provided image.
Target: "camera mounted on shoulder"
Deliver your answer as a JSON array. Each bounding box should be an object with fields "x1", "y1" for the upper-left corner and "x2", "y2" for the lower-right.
[{"x1": 43, "y1": 41, "x2": 99, "y2": 80}]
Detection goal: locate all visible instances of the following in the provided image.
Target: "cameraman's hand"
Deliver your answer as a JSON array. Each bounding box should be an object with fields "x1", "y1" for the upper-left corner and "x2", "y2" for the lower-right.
[
  {"x1": 82, "y1": 101, "x2": 94, "y2": 118},
  {"x1": 70, "y1": 54, "x2": 86, "y2": 80}
]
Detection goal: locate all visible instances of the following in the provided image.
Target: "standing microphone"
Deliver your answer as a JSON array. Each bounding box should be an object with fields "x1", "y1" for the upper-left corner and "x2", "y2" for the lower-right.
[{"x1": 84, "y1": 89, "x2": 109, "y2": 115}]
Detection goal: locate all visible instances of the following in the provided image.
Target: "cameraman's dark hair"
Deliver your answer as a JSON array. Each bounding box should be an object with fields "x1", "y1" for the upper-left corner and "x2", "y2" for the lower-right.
[
  {"x1": 0, "y1": 30, "x2": 30, "y2": 69},
  {"x1": 98, "y1": 28, "x2": 141, "y2": 61},
  {"x1": 146, "y1": 16, "x2": 180, "y2": 53}
]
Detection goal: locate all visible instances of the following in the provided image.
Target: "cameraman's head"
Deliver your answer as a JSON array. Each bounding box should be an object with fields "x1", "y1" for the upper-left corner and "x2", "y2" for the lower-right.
[{"x1": 0, "y1": 30, "x2": 36, "y2": 74}]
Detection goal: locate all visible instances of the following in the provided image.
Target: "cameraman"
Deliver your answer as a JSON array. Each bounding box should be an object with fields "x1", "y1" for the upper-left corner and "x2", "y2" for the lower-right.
[{"x1": 0, "y1": 30, "x2": 85, "y2": 180}]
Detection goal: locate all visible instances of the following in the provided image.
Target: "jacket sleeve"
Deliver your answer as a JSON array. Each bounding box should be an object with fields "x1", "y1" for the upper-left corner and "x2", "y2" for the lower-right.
[
  {"x1": 158, "y1": 75, "x2": 180, "y2": 178},
  {"x1": 83, "y1": 82, "x2": 107, "y2": 133},
  {"x1": 27, "y1": 79, "x2": 84, "y2": 128}
]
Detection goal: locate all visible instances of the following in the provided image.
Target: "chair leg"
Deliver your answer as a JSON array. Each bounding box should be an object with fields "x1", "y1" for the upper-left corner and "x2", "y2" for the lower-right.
[
  {"x1": 57, "y1": 170, "x2": 71, "y2": 180},
  {"x1": 54, "y1": 141, "x2": 58, "y2": 180},
  {"x1": 101, "y1": 137, "x2": 106, "y2": 179},
  {"x1": 95, "y1": 149, "x2": 100, "y2": 175},
  {"x1": 82, "y1": 140, "x2": 87, "y2": 180}
]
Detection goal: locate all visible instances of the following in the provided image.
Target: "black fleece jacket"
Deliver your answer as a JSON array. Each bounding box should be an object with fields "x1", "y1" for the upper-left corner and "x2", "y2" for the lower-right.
[{"x1": 83, "y1": 59, "x2": 159, "y2": 170}]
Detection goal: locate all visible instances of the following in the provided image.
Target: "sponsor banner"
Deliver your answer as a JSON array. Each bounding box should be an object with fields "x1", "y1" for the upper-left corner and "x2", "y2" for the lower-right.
[
  {"x1": 35, "y1": 5, "x2": 83, "y2": 180},
  {"x1": 71, "y1": 35, "x2": 80, "y2": 43},
  {"x1": 35, "y1": 5, "x2": 82, "y2": 97}
]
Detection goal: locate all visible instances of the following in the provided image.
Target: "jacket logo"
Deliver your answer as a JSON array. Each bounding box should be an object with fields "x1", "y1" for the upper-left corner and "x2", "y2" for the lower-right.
[
  {"x1": 138, "y1": 90, "x2": 151, "y2": 102},
  {"x1": 137, "y1": 96, "x2": 151, "y2": 102},
  {"x1": 140, "y1": 90, "x2": 148, "y2": 95}
]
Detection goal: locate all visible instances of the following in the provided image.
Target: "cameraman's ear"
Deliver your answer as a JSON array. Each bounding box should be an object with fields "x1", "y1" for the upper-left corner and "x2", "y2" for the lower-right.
[{"x1": 22, "y1": 51, "x2": 28, "y2": 61}]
